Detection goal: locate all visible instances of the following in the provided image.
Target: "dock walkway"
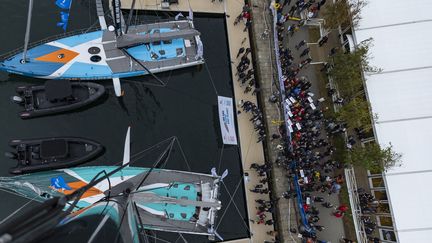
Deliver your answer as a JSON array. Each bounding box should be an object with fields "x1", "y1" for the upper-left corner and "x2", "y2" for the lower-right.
[{"x1": 249, "y1": 0, "x2": 300, "y2": 242}]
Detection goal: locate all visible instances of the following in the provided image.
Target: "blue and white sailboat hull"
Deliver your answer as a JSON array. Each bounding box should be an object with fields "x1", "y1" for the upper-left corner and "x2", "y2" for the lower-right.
[
  {"x1": 0, "y1": 165, "x2": 221, "y2": 239},
  {"x1": 0, "y1": 20, "x2": 204, "y2": 80}
]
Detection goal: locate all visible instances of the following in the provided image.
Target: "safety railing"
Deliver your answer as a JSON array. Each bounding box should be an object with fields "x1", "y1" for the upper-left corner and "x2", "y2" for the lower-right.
[
  {"x1": 345, "y1": 166, "x2": 369, "y2": 243},
  {"x1": 0, "y1": 26, "x2": 102, "y2": 61}
]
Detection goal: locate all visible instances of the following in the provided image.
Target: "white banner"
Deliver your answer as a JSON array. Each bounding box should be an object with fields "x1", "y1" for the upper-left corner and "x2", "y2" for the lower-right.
[
  {"x1": 270, "y1": 1, "x2": 293, "y2": 137},
  {"x1": 218, "y1": 96, "x2": 238, "y2": 145}
]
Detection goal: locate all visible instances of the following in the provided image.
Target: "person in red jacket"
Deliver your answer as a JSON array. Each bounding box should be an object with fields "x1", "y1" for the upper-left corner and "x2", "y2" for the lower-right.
[
  {"x1": 333, "y1": 211, "x2": 344, "y2": 218},
  {"x1": 337, "y1": 204, "x2": 349, "y2": 212}
]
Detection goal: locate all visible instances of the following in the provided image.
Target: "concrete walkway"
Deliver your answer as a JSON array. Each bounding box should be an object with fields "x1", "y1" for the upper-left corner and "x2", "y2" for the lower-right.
[
  {"x1": 249, "y1": 0, "x2": 301, "y2": 242},
  {"x1": 224, "y1": 0, "x2": 276, "y2": 242}
]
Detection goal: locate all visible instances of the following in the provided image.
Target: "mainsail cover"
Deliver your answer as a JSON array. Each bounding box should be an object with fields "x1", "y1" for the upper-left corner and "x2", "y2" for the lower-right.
[{"x1": 116, "y1": 29, "x2": 201, "y2": 48}]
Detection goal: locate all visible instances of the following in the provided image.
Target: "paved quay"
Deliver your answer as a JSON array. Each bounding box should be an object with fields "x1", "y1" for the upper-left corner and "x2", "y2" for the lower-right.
[
  {"x1": 224, "y1": 0, "x2": 276, "y2": 242},
  {"x1": 249, "y1": 0, "x2": 300, "y2": 242},
  {"x1": 121, "y1": 0, "x2": 278, "y2": 242}
]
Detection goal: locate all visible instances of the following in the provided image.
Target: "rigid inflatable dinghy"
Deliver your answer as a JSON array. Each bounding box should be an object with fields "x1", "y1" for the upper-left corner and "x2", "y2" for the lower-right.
[
  {"x1": 12, "y1": 80, "x2": 105, "y2": 119},
  {"x1": 5, "y1": 137, "x2": 104, "y2": 174}
]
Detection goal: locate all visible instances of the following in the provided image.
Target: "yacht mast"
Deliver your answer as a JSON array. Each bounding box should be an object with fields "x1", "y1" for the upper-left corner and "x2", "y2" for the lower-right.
[
  {"x1": 96, "y1": 0, "x2": 107, "y2": 30},
  {"x1": 22, "y1": 0, "x2": 34, "y2": 63},
  {"x1": 112, "y1": 0, "x2": 123, "y2": 36},
  {"x1": 125, "y1": 0, "x2": 136, "y2": 34}
]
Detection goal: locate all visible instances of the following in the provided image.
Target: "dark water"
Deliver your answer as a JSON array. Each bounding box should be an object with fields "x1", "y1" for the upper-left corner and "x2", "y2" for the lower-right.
[{"x1": 0, "y1": 0, "x2": 249, "y2": 242}]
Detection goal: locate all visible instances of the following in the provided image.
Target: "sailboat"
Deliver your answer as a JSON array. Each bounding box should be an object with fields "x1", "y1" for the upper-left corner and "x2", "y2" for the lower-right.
[
  {"x1": 0, "y1": 0, "x2": 204, "y2": 96},
  {"x1": 0, "y1": 128, "x2": 223, "y2": 242}
]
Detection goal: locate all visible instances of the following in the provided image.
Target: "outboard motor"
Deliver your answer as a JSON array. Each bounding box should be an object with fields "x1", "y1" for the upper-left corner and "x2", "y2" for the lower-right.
[{"x1": 4, "y1": 151, "x2": 17, "y2": 159}]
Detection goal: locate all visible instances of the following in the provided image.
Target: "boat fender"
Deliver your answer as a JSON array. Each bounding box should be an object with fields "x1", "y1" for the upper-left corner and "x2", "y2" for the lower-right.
[{"x1": 11, "y1": 96, "x2": 24, "y2": 104}]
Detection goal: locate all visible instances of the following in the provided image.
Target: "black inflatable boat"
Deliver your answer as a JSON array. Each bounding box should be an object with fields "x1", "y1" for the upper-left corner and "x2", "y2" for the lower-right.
[
  {"x1": 12, "y1": 80, "x2": 105, "y2": 119},
  {"x1": 5, "y1": 137, "x2": 104, "y2": 174}
]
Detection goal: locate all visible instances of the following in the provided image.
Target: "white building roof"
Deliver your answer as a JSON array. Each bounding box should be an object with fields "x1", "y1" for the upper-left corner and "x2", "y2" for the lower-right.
[{"x1": 353, "y1": 0, "x2": 432, "y2": 242}]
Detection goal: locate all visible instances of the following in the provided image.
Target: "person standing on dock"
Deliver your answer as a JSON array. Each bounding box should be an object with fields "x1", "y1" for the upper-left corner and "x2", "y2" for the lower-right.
[
  {"x1": 289, "y1": 5, "x2": 297, "y2": 16},
  {"x1": 318, "y1": 35, "x2": 329, "y2": 47},
  {"x1": 244, "y1": 47, "x2": 252, "y2": 57},
  {"x1": 300, "y1": 47, "x2": 310, "y2": 57},
  {"x1": 282, "y1": 0, "x2": 292, "y2": 9},
  {"x1": 295, "y1": 40, "x2": 306, "y2": 50},
  {"x1": 236, "y1": 47, "x2": 245, "y2": 58}
]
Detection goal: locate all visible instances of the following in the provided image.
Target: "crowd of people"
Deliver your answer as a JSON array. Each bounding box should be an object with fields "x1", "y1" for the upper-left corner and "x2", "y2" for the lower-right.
[
  {"x1": 358, "y1": 189, "x2": 379, "y2": 236},
  {"x1": 268, "y1": 0, "x2": 360, "y2": 242},
  {"x1": 236, "y1": 48, "x2": 260, "y2": 95},
  {"x1": 230, "y1": 0, "x2": 382, "y2": 242},
  {"x1": 240, "y1": 101, "x2": 266, "y2": 143},
  {"x1": 271, "y1": 1, "x2": 383, "y2": 242}
]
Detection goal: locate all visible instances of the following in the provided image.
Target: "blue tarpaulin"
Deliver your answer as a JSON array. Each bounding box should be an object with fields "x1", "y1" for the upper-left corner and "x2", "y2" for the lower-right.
[
  {"x1": 56, "y1": 12, "x2": 69, "y2": 31},
  {"x1": 55, "y1": 0, "x2": 72, "y2": 9},
  {"x1": 294, "y1": 174, "x2": 312, "y2": 232}
]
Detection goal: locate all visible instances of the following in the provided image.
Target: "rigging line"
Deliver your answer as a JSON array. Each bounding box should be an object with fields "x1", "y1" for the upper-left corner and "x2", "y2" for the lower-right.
[
  {"x1": 87, "y1": 213, "x2": 111, "y2": 243},
  {"x1": 97, "y1": 170, "x2": 112, "y2": 217},
  {"x1": 85, "y1": 8, "x2": 111, "y2": 33},
  {"x1": 173, "y1": 136, "x2": 192, "y2": 172},
  {"x1": 112, "y1": 136, "x2": 176, "y2": 166},
  {"x1": 120, "y1": 78, "x2": 165, "y2": 88},
  {"x1": 214, "y1": 176, "x2": 245, "y2": 230},
  {"x1": 204, "y1": 62, "x2": 219, "y2": 96},
  {"x1": 134, "y1": 0, "x2": 140, "y2": 27},
  {"x1": 217, "y1": 143, "x2": 225, "y2": 173},
  {"x1": 173, "y1": 235, "x2": 181, "y2": 243},
  {"x1": 88, "y1": 0, "x2": 92, "y2": 27},
  {"x1": 153, "y1": 231, "x2": 158, "y2": 243},
  {"x1": 140, "y1": 231, "x2": 151, "y2": 243},
  {"x1": 135, "y1": 141, "x2": 173, "y2": 190},
  {"x1": 0, "y1": 188, "x2": 30, "y2": 198},
  {"x1": 122, "y1": 69, "x2": 174, "y2": 88},
  {"x1": 120, "y1": 49, "x2": 167, "y2": 87},
  {"x1": 114, "y1": 202, "x2": 131, "y2": 243},
  {"x1": 0, "y1": 195, "x2": 39, "y2": 225},
  {"x1": 145, "y1": 233, "x2": 171, "y2": 243},
  {"x1": 125, "y1": 0, "x2": 137, "y2": 33},
  {"x1": 220, "y1": 181, "x2": 250, "y2": 232},
  {"x1": 158, "y1": 137, "x2": 175, "y2": 169},
  {"x1": 133, "y1": 202, "x2": 150, "y2": 243},
  {"x1": 178, "y1": 233, "x2": 188, "y2": 243}
]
